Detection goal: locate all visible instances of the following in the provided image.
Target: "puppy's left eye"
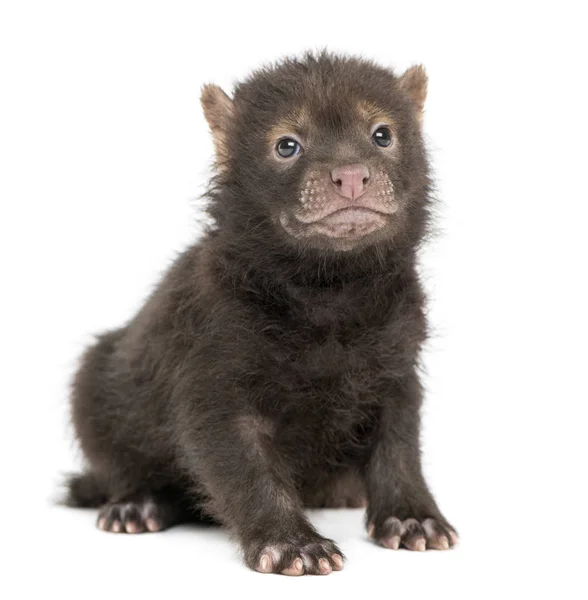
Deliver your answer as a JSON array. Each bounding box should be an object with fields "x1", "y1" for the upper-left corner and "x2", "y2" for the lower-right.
[
  {"x1": 276, "y1": 138, "x2": 301, "y2": 158},
  {"x1": 372, "y1": 127, "x2": 393, "y2": 148}
]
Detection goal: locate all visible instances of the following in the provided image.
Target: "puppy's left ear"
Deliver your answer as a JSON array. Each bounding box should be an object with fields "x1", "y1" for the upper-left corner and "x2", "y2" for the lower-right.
[
  {"x1": 398, "y1": 65, "x2": 428, "y2": 119},
  {"x1": 201, "y1": 84, "x2": 234, "y2": 165}
]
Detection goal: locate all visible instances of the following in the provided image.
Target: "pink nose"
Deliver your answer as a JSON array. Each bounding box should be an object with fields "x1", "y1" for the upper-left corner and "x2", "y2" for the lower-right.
[{"x1": 330, "y1": 163, "x2": 370, "y2": 200}]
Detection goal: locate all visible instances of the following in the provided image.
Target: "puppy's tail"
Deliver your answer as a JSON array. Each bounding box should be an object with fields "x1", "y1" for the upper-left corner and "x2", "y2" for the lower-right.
[{"x1": 63, "y1": 471, "x2": 108, "y2": 508}]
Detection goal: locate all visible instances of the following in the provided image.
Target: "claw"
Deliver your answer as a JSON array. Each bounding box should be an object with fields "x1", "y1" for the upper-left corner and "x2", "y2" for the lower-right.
[
  {"x1": 257, "y1": 554, "x2": 272, "y2": 573},
  {"x1": 318, "y1": 558, "x2": 332, "y2": 574},
  {"x1": 282, "y1": 558, "x2": 304, "y2": 576},
  {"x1": 383, "y1": 535, "x2": 400, "y2": 550},
  {"x1": 145, "y1": 518, "x2": 160, "y2": 532},
  {"x1": 110, "y1": 520, "x2": 122, "y2": 533}
]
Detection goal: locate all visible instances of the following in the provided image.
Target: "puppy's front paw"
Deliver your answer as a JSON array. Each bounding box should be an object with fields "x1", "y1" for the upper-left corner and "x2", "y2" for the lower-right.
[
  {"x1": 368, "y1": 517, "x2": 458, "y2": 551},
  {"x1": 246, "y1": 537, "x2": 344, "y2": 576}
]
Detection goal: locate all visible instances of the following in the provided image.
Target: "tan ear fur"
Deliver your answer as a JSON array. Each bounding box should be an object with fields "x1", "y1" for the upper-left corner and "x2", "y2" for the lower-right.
[
  {"x1": 398, "y1": 65, "x2": 428, "y2": 118},
  {"x1": 201, "y1": 84, "x2": 234, "y2": 164}
]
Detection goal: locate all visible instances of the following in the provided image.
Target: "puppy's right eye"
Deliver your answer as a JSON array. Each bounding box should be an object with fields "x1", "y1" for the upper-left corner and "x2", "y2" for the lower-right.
[{"x1": 276, "y1": 138, "x2": 301, "y2": 158}]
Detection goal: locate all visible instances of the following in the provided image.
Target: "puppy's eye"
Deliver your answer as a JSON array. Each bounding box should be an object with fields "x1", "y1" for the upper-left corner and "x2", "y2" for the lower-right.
[
  {"x1": 372, "y1": 127, "x2": 393, "y2": 148},
  {"x1": 276, "y1": 138, "x2": 301, "y2": 158}
]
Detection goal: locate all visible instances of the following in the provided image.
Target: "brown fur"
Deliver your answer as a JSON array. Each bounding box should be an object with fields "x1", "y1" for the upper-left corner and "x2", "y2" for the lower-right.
[{"x1": 65, "y1": 51, "x2": 455, "y2": 575}]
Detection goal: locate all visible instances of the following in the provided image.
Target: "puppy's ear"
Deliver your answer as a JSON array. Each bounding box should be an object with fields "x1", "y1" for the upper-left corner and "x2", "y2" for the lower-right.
[
  {"x1": 201, "y1": 84, "x2": 234, "y2": 165},
  {"x1": 398, "y1": 65, "x2": 428, "y2": 119}
]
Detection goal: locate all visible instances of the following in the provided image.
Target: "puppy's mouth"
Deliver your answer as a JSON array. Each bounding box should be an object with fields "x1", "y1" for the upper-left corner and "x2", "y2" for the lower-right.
[
  {"x1": 301, "y1": 206, "x2": 387, "y2": 238},
  {"x1": 280, "y1": 195, "x2": 398, "y2": 243},
  {"x1": 294, "y1": 197, "x2": 398, "y2": 225},
  {"x1": 299, "y1": 206, "x2": 389, "y2": 225}
]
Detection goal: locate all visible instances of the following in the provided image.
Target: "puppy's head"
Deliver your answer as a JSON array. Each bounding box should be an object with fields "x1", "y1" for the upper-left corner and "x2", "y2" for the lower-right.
[{"x1": 202, "y1": 53, "x2": 430, "y2": 253}]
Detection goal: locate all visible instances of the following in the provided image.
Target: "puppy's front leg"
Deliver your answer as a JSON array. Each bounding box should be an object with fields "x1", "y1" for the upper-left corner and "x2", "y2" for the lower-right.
[
  {"x1": 366, "y1": 372, "x2": 458, "y2": 551},
  {"x1": 186, "y1": 413, "x2": 343, "y2": 576}
]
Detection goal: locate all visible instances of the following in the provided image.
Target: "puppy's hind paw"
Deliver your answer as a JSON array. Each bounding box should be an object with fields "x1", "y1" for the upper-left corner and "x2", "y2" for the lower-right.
[{"x1": 96, "y1": 496, "x2": 178, "y2": 534}]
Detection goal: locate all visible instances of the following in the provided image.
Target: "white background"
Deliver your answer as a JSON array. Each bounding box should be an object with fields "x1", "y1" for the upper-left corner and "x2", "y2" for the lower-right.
[{"x1": 1, "y1": 1, "x2": 587, "y2": 598}]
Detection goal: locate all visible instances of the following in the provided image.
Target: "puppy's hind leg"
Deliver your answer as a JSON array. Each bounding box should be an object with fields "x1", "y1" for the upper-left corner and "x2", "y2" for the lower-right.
[
  {"x1": 66, "y1": 472, "x2": 200, "y2": 534},
  {"x1": 96, "y1": 491, "x2": 187, "y2": 534}
]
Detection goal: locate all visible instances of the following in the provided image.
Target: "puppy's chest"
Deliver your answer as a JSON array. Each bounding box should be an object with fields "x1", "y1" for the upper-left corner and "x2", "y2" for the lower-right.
[
  {"x1": 257, "y1": 333, "x2": 384, "y2": 459},
  {"x1": 267, "y1": 330, "x2": 378, "y2": 390}
]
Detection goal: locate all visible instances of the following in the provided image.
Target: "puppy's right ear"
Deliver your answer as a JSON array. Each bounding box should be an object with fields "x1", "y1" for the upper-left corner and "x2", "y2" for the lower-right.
[{"x1": 201, "y1": 84, "x2": 234, "y2": 165}]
